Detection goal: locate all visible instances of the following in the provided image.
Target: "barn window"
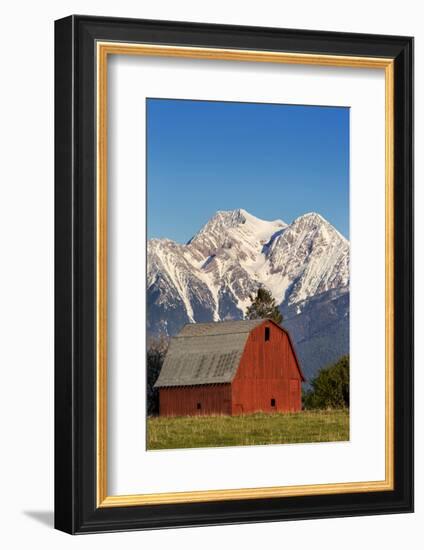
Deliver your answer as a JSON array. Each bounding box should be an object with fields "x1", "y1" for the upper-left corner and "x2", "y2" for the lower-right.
[
  {"x1": 271, "y1": 398, "x2": 276, "y2": 407},
  {"x1": 197, "y1": 402, "x2": 201, "y2": 410},
  {"x1": 265, "y1": 327, "x2": 270, "y2": 341}
]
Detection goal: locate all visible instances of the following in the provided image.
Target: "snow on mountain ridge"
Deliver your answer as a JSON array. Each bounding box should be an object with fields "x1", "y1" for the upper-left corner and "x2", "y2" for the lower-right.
[
  {"x1": 147, "y1": 209, "x2": 349, "y2": 331},
  {"x1": 187, "y1": 208, "x2": 286, "y2": 255},
  {"x1": 265, "y1": 211, "x2": 349, "y2": 305},
  {"x1": 289, "y1": 211, "x2": 348, "y2": 244}
]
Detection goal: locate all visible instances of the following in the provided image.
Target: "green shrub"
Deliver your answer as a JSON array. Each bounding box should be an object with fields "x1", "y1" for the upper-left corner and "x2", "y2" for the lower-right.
[{"x1": 303, "y1": 355, "x2": 349, "y2": 410}]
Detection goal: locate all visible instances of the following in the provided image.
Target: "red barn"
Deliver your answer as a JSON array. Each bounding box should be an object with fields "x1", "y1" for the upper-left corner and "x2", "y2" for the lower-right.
[{"x1": 154, "y1": 319, "x2": 305, "y2": 416}]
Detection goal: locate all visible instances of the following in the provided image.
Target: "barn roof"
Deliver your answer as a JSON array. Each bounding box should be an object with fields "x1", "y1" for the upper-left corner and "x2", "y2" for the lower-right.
[
  {"x1": 154, "y1": 320, "x2": 265, "y2": 388},
  {"x1": 176, "y1": 319, "x2": 266, "y2": 338}
]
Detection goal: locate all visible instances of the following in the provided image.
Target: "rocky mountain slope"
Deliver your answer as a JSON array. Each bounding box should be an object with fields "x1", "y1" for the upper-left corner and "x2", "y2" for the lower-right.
[{"x1": 147, "y1": 209, "x2": 350, "y2": 380}]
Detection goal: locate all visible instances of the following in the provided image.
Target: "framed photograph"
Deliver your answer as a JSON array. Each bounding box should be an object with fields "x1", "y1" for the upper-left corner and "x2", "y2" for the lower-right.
[{"x1": 54, "y1": 15, "x2": 413, "y2": 534}]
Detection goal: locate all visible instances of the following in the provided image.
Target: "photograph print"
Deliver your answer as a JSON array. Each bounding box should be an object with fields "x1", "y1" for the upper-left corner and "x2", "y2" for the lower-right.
[{"x1": 146, "y1": 98, "x2": 350, "y2": 451}]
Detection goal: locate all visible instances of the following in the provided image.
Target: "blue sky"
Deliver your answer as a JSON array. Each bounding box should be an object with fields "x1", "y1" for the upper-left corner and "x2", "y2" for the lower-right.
[{"x1": 147, "y1": 98, "x2": 349, "y2": 241}]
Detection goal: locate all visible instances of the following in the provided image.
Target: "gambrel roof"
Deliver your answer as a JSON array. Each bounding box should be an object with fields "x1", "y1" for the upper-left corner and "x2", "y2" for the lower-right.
[{"x1": 154, "y1": 319, "x2": 304, "y2": 388}]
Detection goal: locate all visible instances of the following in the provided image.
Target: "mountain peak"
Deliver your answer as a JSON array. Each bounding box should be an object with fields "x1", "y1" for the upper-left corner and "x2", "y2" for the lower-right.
[
  {"x1": 212, "y1": 208, "x2": 248, "y2": 226},
  {"x1": 235, "y1": 208, "x2": 287, "y2": 228},
  {"x1": 187, "y1": 209, "x2": 246, "y2": 245},
  {"x1": 290, "y1": 212, "x2": 347, "y2": 242},
  {"x1": 292, "y1": 211, "x2": 328, "y2": 225},
  {"x1": 215, "y1": 208, "x2": 247, "y2": 217},
  {"x1": 187, "y1": 209, "x2": 287, "y2": 253}
]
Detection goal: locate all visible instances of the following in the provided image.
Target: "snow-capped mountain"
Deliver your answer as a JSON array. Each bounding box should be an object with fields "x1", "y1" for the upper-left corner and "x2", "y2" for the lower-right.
[
  {"x1": 265, "y1": 212, "x2": 349, "y2": 307},
  {"x1": 147, "y1": 209, "x2": 350, "y2": 379}
]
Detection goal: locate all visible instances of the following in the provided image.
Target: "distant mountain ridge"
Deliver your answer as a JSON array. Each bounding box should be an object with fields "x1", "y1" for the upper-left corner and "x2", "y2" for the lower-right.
[{"x1": 147, "y1": 209, "x2": 349, "y2": 381}]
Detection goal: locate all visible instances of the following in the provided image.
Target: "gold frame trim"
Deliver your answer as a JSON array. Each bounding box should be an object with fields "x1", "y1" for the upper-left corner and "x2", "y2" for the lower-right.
[{"x1": 96, "y1": 42, "x2": 395, "y2": 508}]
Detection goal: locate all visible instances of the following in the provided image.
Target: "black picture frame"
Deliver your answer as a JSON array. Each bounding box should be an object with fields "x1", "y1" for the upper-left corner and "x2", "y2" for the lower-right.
[{"x1": 55, "y1": 15, "x2": 414, "y2": 534}]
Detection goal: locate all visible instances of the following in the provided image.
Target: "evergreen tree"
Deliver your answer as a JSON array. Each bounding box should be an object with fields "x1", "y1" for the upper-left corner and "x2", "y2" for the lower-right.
[
  {"x1": 146, "y1": 335, "x2": 169, "y2": 415},
  {"x1": 245, "y1": 287, "x2": 283, "y2": 324},
  {"x1": 303, "y1": 355, "x2": 349, "y2": 410}
]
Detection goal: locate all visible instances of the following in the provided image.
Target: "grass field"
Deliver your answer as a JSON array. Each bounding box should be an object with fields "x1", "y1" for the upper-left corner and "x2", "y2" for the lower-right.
[{"x1": 147, "y1": 409, "x2": 349, "y2": 450}]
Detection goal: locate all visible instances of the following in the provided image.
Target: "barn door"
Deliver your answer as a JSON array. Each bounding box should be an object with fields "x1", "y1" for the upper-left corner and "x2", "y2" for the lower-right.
[{"x1": 289, "y1": 379, "x2": 300, "y2": 411}]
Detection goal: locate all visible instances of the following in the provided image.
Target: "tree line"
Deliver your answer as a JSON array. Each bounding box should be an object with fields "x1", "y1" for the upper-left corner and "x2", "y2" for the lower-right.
[{"x1": 146, "y1": 335, "x2": 168, "y2": 415}]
